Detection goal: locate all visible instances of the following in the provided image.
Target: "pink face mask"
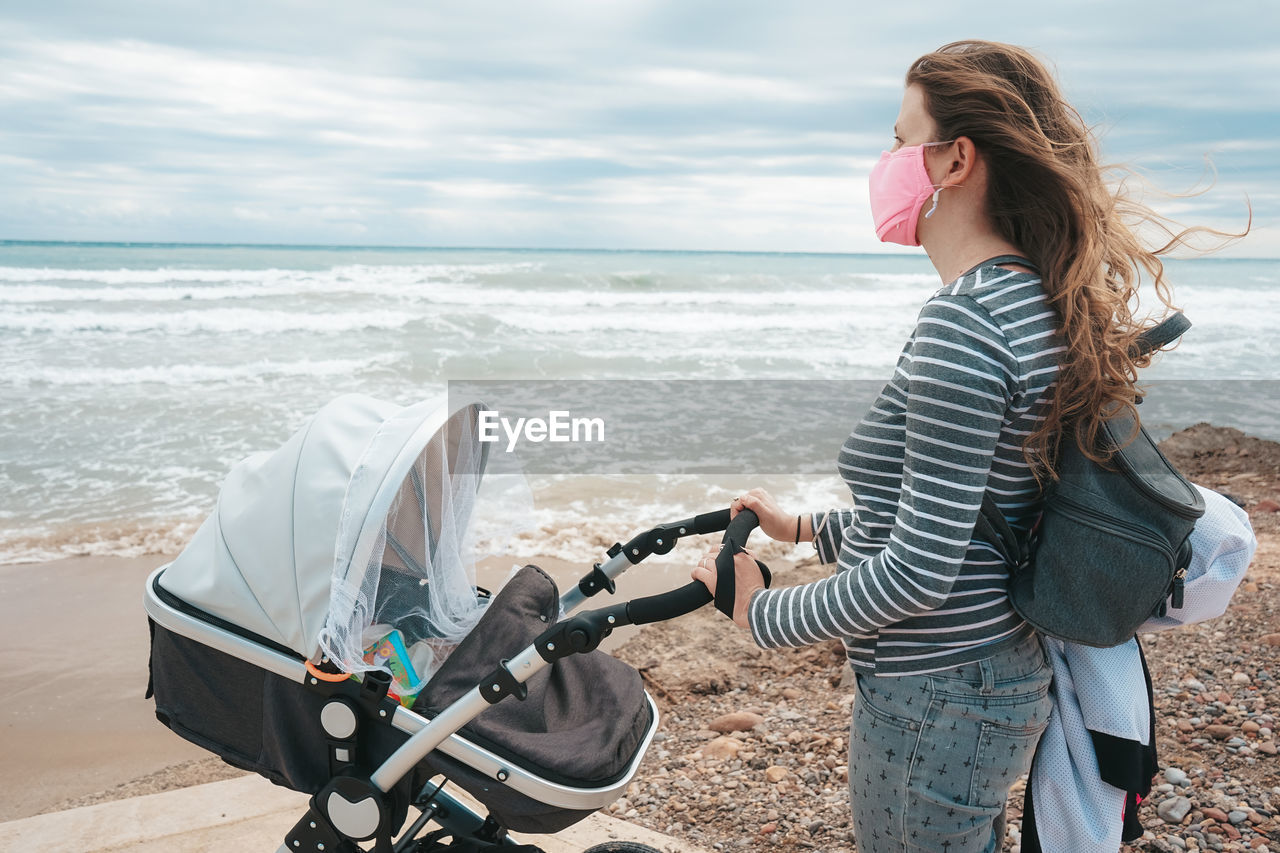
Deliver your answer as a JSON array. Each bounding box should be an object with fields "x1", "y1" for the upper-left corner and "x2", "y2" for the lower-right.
[{"x1": 868, "y1": 140, "x2": 955, "y2": 246}]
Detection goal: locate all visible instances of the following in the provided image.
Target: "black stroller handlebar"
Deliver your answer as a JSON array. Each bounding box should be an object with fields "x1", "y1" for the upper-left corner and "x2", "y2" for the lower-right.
[
  {"x1": 536, "y1": 509, "x2": 767, "y2": 665},
  {"x1": 627, "y1": 508, "x2": 761, "y2": 625},
  {"x1": 609, "y1": 507, "x2": 733, "y2": 564}
]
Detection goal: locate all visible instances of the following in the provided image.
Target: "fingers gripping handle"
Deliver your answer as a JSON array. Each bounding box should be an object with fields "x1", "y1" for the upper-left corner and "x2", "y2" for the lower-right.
[
  {"x1": 624, "y1": 508, "x2": 770, "y2": 625},
  {"x1": 712, "y1": 509, "x2": 772, "y2": 619}
]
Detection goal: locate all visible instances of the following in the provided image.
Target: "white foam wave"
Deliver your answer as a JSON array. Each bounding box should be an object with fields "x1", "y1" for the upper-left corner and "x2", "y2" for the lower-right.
[
  {"x1": 423, "y1": 284, "x2": 928, "y2": 310},
  {"x1": 483, "y1": 474, "x2": 851, "y2": 565},
  {"x1": 0, "y1": 308, "x2": 420, "y2": 334},
  {"x1": 484, "y1": 308, "x2": 881, "y2": 335},
  {"x1": 0, "y1": 265, "x2": 935, "y2": 310},
  {"x1": 0, "y1": 469, "x2": 853, "y2": 567},
  {"x1": 7, "y1": 354, "x2": 404, "y2": 388},
  {"x1": 0, "y1": 261, "x2": 542, "y2": 285},
  {"x1": 0, "y1": 517, "x2": 203, "y2": 566}
]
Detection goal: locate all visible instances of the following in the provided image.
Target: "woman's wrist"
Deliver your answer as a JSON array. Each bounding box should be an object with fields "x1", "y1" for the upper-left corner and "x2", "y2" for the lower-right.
[{"x1": 793, "y1": 514, "x2": 813, "y2": 544}]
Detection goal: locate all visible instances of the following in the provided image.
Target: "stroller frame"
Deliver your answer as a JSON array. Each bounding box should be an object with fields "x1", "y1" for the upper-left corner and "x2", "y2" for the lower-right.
[{"x1": 145, "y1": 506, "x2": 751, "y2": 852}]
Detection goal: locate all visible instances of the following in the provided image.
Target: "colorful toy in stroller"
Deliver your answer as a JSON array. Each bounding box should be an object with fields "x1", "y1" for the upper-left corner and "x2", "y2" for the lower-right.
[{"x1": 145, "y1": 394, "x2": 765, "y2": 852}]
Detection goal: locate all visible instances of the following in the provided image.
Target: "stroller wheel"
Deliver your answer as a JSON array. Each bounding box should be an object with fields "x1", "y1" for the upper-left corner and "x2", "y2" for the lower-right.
[{"x1": 582, "y1": 844, "x2": 663, "y2": 853}]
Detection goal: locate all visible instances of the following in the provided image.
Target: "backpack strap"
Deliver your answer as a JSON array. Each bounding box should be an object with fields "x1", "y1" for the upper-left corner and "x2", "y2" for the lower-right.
[
  {"x1": 961, "y1": 255, "x2": 1040, "y2": 277},
  {"x1": 1132, "y1": 312, "x2": 1191, "y2": 357}
]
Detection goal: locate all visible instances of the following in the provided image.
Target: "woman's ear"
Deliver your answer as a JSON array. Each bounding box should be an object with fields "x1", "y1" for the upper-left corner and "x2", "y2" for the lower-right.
[{"x1": 939, "y1": 136, "x2": 977, "y2": 189}]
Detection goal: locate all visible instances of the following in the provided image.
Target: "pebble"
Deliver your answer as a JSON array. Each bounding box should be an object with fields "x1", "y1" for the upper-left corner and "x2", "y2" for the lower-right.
[
  {"x1": 1166, "y1": 768, "x2": 1191, "y2": 786},
  {"x1": 1159, "y1": 796, "x2": 1192, "y2": 822},
  {"x1": 1203, "y1": 806, "x2": 1231, "y2": 822},
  {"x1": 701, "y1": 737, "x2": 742, "y2": 759},
  {"x1": 708, "y1": 712, "x2": 765, "y2": 733}
]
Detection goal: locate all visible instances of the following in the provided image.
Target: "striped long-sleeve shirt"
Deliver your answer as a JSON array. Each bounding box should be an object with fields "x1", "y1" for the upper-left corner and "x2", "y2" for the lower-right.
[{"x1": 748, "y1": 260, "x2": 1066, "y2": 675}]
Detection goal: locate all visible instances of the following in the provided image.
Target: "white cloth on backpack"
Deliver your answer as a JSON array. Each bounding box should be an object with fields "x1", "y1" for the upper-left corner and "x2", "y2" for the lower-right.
[{"x1": 1027, "y1": 484, "x2": 1255, "y2": 853}]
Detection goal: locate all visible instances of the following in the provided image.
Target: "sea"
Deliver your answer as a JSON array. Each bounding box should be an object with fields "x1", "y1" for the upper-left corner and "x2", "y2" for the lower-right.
[{"x1": 2, "y1": 241, "x2": 1277, "y2": 569}]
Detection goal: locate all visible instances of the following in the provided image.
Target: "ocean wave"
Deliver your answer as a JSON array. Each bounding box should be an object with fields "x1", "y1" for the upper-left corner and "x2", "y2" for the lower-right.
[
  {"x1": 0, "y1": 265, "x2": 935, "y2": 309},
  {"x1": 0, "y1": 517, "x2": 204, "y2": 565},
  {"x1": 6, "y1": 353, "x2": 405, "y2": 388},
  {"x1": 483, "y1": 307, "x2": 889, "y2": 335},
  {"x1": 0, "y1": 308, "x2": 421, "y2": 334},
  {"x1": 0, "y1": 261, "x2": 543, "y2": 286},
  {"x1": 0, "y1": 263, "x2": 543, "y2": 303},
  {"x1": 0, "y1": 474, "x2": 849, "y2": 567},
  {"x1": 422, "y1": 284, "x2": 928, "y2": 310}
]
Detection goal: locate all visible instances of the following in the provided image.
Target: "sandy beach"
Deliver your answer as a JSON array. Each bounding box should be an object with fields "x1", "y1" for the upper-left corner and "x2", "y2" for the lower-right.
[
  {"x1": 0, "y1": 554, "x2": 210, "y2": 821},
  {"x1": 0, "y1": 549, "x2": 665, "y2": 823},
  {"x1": 4, "y1": 423, "x2": 1279, "y2": 852}
]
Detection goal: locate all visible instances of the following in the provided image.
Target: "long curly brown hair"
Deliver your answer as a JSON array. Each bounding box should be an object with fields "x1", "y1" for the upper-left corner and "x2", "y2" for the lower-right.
[{"x1": 906, "y1": 40, "x2": 1250, "y2": 483}]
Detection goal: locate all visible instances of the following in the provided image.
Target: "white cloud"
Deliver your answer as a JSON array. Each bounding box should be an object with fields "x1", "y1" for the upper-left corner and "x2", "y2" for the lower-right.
[{"x1": 0, "y1": 2, "x2": 1274, "y2": 255}]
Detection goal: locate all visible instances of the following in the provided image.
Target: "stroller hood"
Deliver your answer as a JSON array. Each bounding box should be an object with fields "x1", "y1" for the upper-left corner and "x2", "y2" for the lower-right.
[{"x1": 159, "y1": 393, "x2": 473, "y2": 662}]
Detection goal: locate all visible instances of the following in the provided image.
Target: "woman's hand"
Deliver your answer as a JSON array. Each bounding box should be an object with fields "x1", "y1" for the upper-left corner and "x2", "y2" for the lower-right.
[
  {"x1": 691, "y1": 546, "x2": 766, "y2": 629},
  {"x1": 731, "y1": 488, "x2": 800, "y2": 543}
]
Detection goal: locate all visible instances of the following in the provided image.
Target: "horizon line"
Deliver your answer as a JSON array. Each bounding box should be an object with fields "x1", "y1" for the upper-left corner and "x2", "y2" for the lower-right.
[
  {"x1": 0, "y1": 238, "x2": 914, "y2": 259},
  {"x1": 0, "y1": 238, "x2": 1274, "y2": 262}
]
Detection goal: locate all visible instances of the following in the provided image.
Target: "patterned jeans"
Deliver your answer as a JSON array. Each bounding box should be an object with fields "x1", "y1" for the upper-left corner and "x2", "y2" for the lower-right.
[{"x1": 848, "y1": 630, "x2": 1053, "y2": 853}]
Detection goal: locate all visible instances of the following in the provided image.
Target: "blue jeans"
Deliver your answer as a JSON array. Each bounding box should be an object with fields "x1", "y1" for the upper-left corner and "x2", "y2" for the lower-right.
[{"x1": 849, "y1": 630, "x2": 1053, "y2": 853}]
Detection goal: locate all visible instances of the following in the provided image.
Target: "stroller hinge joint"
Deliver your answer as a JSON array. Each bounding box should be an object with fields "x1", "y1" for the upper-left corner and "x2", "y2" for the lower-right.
[
  {"x1": 481, "y1": 659, "x2": 529, "y2": 704},
  {"x1": 535, "y1": 603, "x2": 632, "y2": 664},
  {"x1": 617, "y1": 517, "x2": 706, "y2": 565},
  {"x1": 578, "y1": 562, "x2": 617, "y2": 598}
]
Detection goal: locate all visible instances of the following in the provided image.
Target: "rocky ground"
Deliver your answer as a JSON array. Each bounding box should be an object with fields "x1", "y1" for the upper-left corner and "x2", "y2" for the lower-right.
[{"x1": 610, "y1": 424, "x2": 1280, "y2": 853}]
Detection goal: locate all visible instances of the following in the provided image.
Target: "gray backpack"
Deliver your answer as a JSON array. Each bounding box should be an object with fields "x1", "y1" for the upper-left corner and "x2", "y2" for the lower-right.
[{"x1": 975, "y1": 310, "x2": 1205, "y2": 648}]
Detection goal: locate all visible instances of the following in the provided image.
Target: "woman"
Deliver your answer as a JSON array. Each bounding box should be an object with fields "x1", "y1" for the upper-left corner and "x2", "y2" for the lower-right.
[{"x1": 691, "y1": 40, "x2": 1243, "y2": 853}]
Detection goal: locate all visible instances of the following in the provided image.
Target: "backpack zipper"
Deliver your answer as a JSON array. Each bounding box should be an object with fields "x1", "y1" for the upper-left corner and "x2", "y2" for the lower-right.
[
  {"x1": 1047, "y1": 490, "x2": 1185, "y2": 611},
  {"x1": 1048, "y1": 491, "x2": 1177, "y2": 562}
]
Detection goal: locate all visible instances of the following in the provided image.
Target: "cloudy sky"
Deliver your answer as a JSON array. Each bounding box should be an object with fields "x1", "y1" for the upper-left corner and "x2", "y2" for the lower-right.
[{"x1": 0, "y1": 1, "x2": 1273, "y2": 255}]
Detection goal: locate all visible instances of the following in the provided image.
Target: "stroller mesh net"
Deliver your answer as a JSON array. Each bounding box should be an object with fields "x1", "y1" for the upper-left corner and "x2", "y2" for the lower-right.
[{"x1": 318, "y1": 404, "x2": 526, "y2": 697}]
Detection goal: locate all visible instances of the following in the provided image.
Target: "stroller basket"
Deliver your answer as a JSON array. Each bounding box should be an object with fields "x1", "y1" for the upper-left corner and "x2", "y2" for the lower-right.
[{"x1": 145, "y1": 393, "x2": 751, "y2": 851}]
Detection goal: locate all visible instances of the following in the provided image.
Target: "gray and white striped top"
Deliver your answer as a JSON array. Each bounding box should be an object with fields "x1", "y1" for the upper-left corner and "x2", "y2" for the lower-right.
[{"x1": 748, "y1": 260, "x2": 1066, "y2": 676}]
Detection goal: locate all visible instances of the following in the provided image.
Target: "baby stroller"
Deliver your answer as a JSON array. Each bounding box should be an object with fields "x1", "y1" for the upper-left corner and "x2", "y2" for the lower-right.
[{"x1": 144, "y1": 394, "x2": 761, "y2": 852}]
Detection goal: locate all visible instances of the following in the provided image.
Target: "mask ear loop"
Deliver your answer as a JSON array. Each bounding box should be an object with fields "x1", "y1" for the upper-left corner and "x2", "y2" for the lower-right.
[
  {"x1": 922, "y1": 139, "x2": 958, "y2": 220},
  {"x1": 924, "y1": 187, "x2": 942, "y2": 219}
]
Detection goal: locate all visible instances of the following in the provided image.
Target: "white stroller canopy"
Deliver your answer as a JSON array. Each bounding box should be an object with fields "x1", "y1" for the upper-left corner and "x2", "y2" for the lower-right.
[{"x1": 160, "y1": 394, "x2": 499, "y2": 682}]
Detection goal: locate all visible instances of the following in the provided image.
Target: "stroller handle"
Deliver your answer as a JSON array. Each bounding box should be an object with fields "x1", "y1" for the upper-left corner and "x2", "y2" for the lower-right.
[
  {"x1": 626, "y1": 508, "x2": 762, "y2": 625},
  {"x1": 549, "y1": 508, "x2": 769, "y2": 659}
]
